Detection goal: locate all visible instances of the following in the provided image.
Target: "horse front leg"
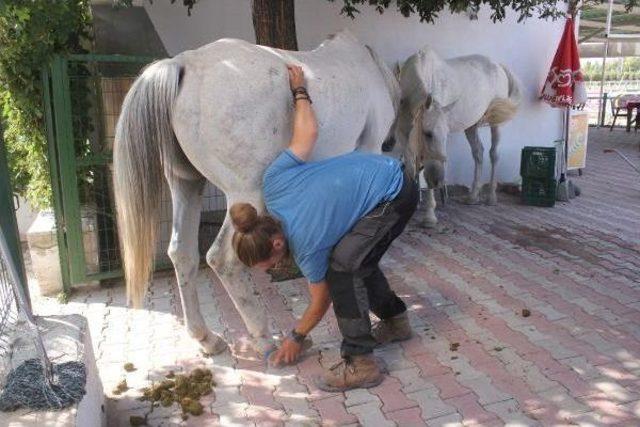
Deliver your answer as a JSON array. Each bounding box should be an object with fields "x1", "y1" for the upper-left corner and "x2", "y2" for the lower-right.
[
  {"x1": 167, "y1": 176, "x2": 227, "y2": 355},
  {"x1": 423, "y1": 187, "x2": 438, "y2": 227},
  {"x1": 206, "y1": 197, "x2": 272, "y2": 356},
  {"x1": 464, "y1": 126, "x2": 484, "y2": 205}
]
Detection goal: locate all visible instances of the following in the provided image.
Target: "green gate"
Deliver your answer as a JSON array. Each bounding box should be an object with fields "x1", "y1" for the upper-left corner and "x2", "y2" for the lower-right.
[
  {"x1": 43, "y1": 54, "x2": 160, "y2": 291},
  {"x1": 43, "y1": 54, "x2": 227, "y2": 291}
]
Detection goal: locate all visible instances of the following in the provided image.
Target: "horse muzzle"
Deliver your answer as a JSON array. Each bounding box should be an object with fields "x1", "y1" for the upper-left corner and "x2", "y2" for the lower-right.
[{"x1": 423, "y1": 160, "x2": 445, "y2": 189}]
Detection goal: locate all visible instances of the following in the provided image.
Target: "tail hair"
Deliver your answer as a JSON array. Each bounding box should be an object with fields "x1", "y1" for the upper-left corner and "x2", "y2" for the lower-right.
[
  {"x1": 113, "y1": 58, "x2": 182, "y2": 307},
  {"x1": 480, "y1": 65, "x2": 522, "y2": 126}
]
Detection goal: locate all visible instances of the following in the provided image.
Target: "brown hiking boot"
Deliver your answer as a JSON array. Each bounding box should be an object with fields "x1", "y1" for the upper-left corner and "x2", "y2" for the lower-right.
[
  {"x1": 315, "y1": 354, "x2": 384, "y2": 392},
  {"x1": 372, "y1": 312, "x2": 412, "y2": 345}
]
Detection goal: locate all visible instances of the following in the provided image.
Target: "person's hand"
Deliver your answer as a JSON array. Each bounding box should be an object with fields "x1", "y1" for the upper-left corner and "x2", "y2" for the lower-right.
[
  {"x1": 287, "y1": 64, "x2": 305, "y2": 91},
  {"x1": 271, "y1": 337, "x2": 302, "y2": 366}
]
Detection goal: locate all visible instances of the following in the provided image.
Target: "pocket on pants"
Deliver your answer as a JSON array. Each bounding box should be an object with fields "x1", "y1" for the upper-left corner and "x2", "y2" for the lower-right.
[{"x1": 330, "y1": 218, "x2": 393, "y2": 273}]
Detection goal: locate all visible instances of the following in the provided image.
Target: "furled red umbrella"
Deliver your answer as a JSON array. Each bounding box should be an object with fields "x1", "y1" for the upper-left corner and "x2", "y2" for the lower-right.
[
  {"x1": 541, "y1": 17, "x2": 587, "y2": 108},
  {"x1": 540, "y1": 16, "x2": 586, "y2": 201}
]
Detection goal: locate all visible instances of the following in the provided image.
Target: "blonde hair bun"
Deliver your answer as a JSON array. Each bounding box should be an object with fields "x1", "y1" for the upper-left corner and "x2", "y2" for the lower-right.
[{"x1": 229, "y1": 203, "x2": 259, "y2": 233}]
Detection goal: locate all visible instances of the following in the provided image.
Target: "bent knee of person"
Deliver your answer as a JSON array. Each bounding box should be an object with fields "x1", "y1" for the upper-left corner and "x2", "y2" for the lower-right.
[{"x1": 328, "y1": 254, "x2": 362, "y2": 274}]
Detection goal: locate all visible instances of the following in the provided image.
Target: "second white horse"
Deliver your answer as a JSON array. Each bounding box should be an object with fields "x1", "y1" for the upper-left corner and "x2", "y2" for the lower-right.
[{"x1": 391, "y1": 46, "x2": 522, "y2": 225}]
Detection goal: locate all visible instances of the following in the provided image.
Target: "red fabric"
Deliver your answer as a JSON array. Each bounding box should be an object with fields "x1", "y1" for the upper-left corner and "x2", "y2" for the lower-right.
[{"x1": 541, "y1": 18, "x2": 586, "y2": 108}]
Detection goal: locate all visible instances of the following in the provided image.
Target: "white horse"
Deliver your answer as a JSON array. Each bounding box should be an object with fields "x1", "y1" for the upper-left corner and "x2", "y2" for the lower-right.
[
  {"x1": 112, "y1": 30, "x2": 401, "y2": 355},
  {"x1": 389, "y1": 46, "x2": 522, "y2": 225}
]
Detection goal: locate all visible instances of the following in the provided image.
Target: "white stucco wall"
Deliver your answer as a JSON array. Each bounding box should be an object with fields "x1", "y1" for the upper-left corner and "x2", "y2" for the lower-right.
[{"x1": 144, "y1": 0, "x2": 565, "y2": 186}]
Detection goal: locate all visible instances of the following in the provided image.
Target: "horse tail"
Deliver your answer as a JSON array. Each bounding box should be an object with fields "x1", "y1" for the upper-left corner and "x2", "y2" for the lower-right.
[
  {"x1": 481, "y1": 65, "x2": 522, "y2": 127},
  {"x1": 503, "y1": 64, "x2": 523, "y2": 108},
  {"x1": 113, "y1": 58, "x2": 183, "y2": 307}
]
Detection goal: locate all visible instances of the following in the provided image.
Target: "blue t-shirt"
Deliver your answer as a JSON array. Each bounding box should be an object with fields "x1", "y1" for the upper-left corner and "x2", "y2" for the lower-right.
[{"x1": 263, "y1": 149, "x2": 403, "y2": 283}]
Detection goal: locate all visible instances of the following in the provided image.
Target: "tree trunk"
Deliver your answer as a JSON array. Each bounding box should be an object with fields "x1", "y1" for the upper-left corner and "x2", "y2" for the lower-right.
[{"x1": 252, "y1": 0, "x2": 298, "y2": 50}]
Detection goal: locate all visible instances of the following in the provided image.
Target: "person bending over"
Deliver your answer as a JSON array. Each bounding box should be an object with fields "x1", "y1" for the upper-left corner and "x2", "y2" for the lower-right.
[{"x1": 229, "y1": 64, "x2": 419, "y2": 391}]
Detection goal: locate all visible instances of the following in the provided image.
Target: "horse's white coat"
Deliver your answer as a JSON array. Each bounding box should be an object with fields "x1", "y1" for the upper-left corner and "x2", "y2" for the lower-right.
[
  {"x1": 113, "y1": 30, "x2": 400, "y2": 354},
  {"x1": 394, "y1": 46, "x2": 521, "y2": 225}
]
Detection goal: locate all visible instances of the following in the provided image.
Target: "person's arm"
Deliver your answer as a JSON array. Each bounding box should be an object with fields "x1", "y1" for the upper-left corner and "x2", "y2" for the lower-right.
[
  {"x1": 286, "y1": 64, "x2": 318, "y2": 162},
  {"x1": 272, "y1": 280, "x2": 331, "y2": 365}
]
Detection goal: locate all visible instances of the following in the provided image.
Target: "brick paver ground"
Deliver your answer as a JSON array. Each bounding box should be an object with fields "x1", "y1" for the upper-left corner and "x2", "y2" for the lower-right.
[{"x1": 31, "y1": 128, "x2": 640, "y2": 426}]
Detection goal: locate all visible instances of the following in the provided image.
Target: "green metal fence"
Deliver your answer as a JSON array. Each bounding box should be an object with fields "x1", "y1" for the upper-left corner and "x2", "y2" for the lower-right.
[
  {"x1": 43, "y1": 54, "x2": 227, "y2": 291},
  {"x1": 0, "y1": 120, "x2": 27, "y2": 377},
  {"x1": 43, "y1": 54, "x2": 155, "y2": 289}
]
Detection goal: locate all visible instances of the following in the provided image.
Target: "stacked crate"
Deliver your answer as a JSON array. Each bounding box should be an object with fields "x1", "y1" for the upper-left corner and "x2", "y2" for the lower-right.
[{"x1": 520, "y1": 147, "x2": 557, "y2": 207}]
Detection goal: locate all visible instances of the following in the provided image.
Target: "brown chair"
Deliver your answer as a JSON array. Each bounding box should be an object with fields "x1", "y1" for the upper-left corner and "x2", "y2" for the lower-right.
[{"x1": 610, "y1": 94, "x2": 631, "y2": 131}]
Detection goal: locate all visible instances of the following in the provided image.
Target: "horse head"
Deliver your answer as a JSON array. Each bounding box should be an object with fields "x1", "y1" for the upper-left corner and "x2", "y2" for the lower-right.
[{"x1": 406, "y1": 94, "x2": 455, "y2": 189}]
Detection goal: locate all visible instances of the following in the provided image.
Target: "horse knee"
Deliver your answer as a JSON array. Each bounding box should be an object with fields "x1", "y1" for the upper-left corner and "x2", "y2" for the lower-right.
[
  {"x1": 205, "y1": 245, "x2": 221, "y2": 271},
  {"x1": 490, "y1": 148, "x2": 498, "y2": 163},
  {"x1": 167, "y1": 241, "x2": 198, "y2": 275}
]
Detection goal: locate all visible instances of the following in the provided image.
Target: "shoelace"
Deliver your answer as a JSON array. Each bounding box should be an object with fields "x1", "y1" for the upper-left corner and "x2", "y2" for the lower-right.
[{"x1": 329, "y1": 359, "x2": 356, "y2": 376}]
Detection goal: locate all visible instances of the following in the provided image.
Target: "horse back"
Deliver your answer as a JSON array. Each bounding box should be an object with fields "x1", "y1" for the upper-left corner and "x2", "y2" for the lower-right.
[{"x1": 170, "y1": 34, "x2": 394, "y2": 190}]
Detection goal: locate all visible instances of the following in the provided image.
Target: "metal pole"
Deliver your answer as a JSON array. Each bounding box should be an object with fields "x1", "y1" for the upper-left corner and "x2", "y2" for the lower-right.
[
  {"x1": 0, "y1": 229, "x2": 54, "y2": 385},
  {"x1": 597, "y1": 0, "x2": 614, "y2": 128}
]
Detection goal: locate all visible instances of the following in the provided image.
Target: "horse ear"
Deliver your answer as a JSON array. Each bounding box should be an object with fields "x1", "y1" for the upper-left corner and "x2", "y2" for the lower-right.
[
  {"x1": 394, "y1": 62, "x2": 401, "y2": 80},
  {"x1": 424, "y1": 94, "x2": 433, "y2": 110}
]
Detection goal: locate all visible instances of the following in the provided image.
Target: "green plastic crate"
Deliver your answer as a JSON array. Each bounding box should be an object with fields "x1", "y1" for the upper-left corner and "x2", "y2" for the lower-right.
[
  {"x1": 520, "y1": 146, "x2": 556, "y2": 179},
  {"x1": 521, "y1": 177, "x2": 557, "y2": 207}
]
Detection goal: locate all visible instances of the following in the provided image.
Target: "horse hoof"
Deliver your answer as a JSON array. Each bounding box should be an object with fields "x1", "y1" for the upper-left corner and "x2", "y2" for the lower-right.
[
  {"x1": 199, "y1": 331, "x2": 228, "y2": 356},
  {"x1": 421, "y1": 218, "x2": 438, "y2": 228},
  {"x1": 464, "y1": 195, "x2": 481, "y2": 205}
]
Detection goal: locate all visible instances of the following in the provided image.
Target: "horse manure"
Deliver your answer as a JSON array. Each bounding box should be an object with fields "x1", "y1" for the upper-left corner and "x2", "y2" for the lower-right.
[
  {"x1": 113, "y1": 379, "x2": 129, "y2": 395},
  {"x1": 522, "y1": 309, "x2": 531, "y2": 317},
  {"x1": 181, "y1": 397, "x2": 204, "y2": 416},
  {"x1": 137, "y1": 367, "x2": 214, "y2": 419},
  {"x1": 124, "y1": 362, "x2": 136, "y2": 372},
  {"x1": 449, "y1": 342, "x2": 460, "y2": 351}
]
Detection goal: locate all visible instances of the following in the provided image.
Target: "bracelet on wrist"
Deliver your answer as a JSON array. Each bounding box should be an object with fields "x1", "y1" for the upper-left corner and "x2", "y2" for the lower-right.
[
  {"x1": 288, "y1": 328, "x2": 306, "y2": 344},
  {"x1": 292, "y1": 86, "x2": 307, "y2": 95},
  {"x1": 294, "y1": 95, "x2": 312, "y2": 104}
]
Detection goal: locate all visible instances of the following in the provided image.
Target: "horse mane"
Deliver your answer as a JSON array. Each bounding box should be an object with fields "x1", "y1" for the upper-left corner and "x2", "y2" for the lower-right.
[{"x1": 403, "y1": 103, "x2": 427, "y2": 179}]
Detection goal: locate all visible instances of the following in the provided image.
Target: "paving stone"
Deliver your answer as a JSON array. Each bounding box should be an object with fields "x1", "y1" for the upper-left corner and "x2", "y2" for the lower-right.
[
  {"x1": 347, "y1": 401, "x2": 395, "y2": 427},
  {"x1": 426, "y1": 411, "x2": 464, "y2": 426},
  {"x1": 386, "y1": 406, "x2": 427, "y2": 426},
  {"x1": 25, "y1": 129, "x2": 640, "y2": 426},
  {"x1": 407, "y1": 388, "x2": 458, "y2": 421},
  {"x1": 537, "y1": 387, "x2": 591, "y2": 414},
  {"x1": 458, "y1": 376, "x2": 511, "y2": 406},
  {"x1": 344, "y1": 388, "x2": 380, "y2": 407},
  {"x1": 482, "y1": 398, "x2": 540, "y2": 426}
]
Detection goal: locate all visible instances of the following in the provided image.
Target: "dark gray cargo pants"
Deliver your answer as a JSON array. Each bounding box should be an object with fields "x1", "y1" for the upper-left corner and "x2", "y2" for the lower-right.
[{"x1": 326, "y1": 169, "x2": 419, "y2": 357}]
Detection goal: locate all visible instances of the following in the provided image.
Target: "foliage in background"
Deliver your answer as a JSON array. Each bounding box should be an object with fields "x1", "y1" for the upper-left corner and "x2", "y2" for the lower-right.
[
  {"x1": 0, "y1": 0, "x2": 92, "y2": 209},
  {"x1": 137, "y1": 0, "x2": 639, "y2": 22},
  {"x1": 583, "y1": 57, "x2": 640, "y2": 81},
  {"x1": 333, "y1": 0, "x2": 639, "y2": 22}
]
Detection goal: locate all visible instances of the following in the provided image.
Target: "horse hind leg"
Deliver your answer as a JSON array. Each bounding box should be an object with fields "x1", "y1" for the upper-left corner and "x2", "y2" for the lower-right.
[
  {"x1": 206, "y1": 193, "x2": 273, "y2": 356},
  {"x1": 488, "y1": 126, "x2": 500, "y2": 206},
  {"x1": 464, "y1": 125, "x2": 484, "y2": 205},
  {"x1": 166, "y1": 174, "x2": 227, "y2": 355}
]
